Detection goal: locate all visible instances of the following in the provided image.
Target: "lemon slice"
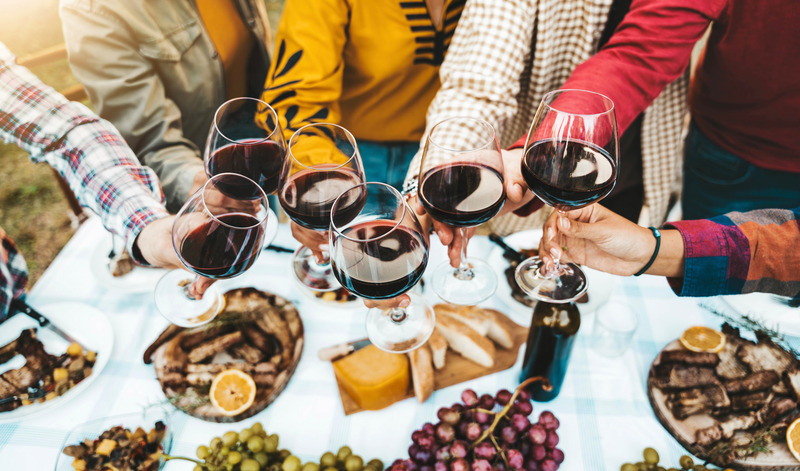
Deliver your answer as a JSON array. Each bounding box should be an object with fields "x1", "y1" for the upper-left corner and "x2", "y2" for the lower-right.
[
  {"x1": 787, "y1": 418, "x2": 800, "y2": 462},
  {"x1": 209, "y1": 369, "x2": 256, "y2": 416},
  {"x1": 679, "y1": 326, "x2": 726, "y2": 353}
]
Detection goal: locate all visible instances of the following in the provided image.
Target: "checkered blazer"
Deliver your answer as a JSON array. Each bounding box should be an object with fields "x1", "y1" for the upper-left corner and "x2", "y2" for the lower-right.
[{"x1": 405, "y1": 0, "x2": 689, "y2": 234}]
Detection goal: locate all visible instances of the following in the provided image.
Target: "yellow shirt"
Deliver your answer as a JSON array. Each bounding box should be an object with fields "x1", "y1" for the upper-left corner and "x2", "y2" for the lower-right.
[
  {"x1": 260, "y1": 0, "x2": 465, "y2": 143},
  {"x1": 195, "y1": 0, "x2": 254, "y2": 99}
]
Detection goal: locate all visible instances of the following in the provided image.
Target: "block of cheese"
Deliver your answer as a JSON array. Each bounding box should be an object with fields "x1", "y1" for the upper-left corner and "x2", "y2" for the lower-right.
[{"x1": 332, "y1": 345, "x2": 410, "y2": 410}]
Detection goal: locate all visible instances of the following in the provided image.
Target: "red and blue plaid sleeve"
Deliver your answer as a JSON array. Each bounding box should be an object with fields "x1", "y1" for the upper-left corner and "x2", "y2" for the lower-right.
[
  {"x1": 665, "y1": 207, "x2": 800, "y2": 297},
  {"x1": 0, "y1": 43, "x2": 169, "y2": 258},
  {"x1": 0, "y1": 227, "x2": 28, "y2": 320}
]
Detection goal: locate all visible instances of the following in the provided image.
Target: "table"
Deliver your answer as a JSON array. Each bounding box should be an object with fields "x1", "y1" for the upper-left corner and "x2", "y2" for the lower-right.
[{"x1": 0, "y1": 216, "x2": 751, "y2": 470}]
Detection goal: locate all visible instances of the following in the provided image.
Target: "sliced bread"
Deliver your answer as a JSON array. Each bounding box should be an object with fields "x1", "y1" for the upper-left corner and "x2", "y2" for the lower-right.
[
  {"x1": 434, "y1": 310, "x2": 495, "y2": 368},
  {"x1": 427, "y1": 327, "x2": 448, "y2": 370},
  {"x1": 408, "y1": 343, "x2": 434, "y2": 403}
]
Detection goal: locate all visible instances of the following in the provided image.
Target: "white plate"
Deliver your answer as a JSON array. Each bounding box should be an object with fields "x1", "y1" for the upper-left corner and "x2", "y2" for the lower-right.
[
  {"x1": 0, "y1": 302, "x2": 113, "y2": 422},
  {"x1": 720, "y1": 293, "x2": 800, "y2": 337},
  {"x1": 487, "y1": 229, "x2": 617, "y2": 325},
  {"x1": 89, "y1": 236, "x2": 165, "y2": 293}
]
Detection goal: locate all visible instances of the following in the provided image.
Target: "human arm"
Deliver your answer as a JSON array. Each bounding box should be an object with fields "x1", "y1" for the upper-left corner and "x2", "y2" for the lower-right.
[
  {"x1": 59, "y1": 2, "x2": 205, "y2": 212},
  {"x1": 0, "y1": 228, "x2": 29, "y2": 320}
]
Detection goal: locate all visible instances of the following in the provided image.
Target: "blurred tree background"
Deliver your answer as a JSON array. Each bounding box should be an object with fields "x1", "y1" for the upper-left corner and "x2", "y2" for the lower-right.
[{"x1": 0, "y1": 0, "x2": 285, "y2": 285}]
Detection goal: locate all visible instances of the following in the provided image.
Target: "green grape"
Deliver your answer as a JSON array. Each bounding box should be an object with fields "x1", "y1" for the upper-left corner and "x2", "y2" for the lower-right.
[
  {"x1": 228, "y1": 451, "x2": 243, "y2": 465},
  {"x1": 320, "y1": 452, "x2": 337, "y2": 468},
  {"x1": 197, "y1": 445, "x2": 212, "y2": 460},
  {"x1": 283, "y1": 455, "x2": 302, "y2": 471},
  {"x1": 241, "y1": 459, "x2": 261, "y2": 471},
  {"x1": 679, "y1": 456, "x2": 693, "y2": 469},
  {"x1": 251, "y1": 422, "x2": 264, "y2": 433},
  {"x1": 210, "y1": 437, "x2": 223, "y2": 451},
  {"x1": 367, "y1": 459, "x2": 383, "y2": 471},
  {"x1": 302, "y1": 463, "x2": 320, "y2": 471},
  {"x1": 278, "y1": 449, "x2": 291, "y2": 460},
  {"x1": 643, "y1": 448, "x2": 659, "y2": 465},
  {"x1": 344, "y1": 455, "x2": 363, "y2": 471},
  {"x1": 621, "y1": 464, "x2": 636, "y2": 471},
  {"x1": 220, "y1": 446, "x2": 231, "y2": 457},
  {"x1": 264, "y1": 435, "x2": 279, "y2": 454},
  {"x1": 364, "y1": 465, "x2": 378, "y2": 471},
  {"x1": 223, "y1": 431, "x2": 239, "y2": 448},
  {"x1": 636, "y1": 463, "x2": 647, "y2": 471},
  {"x1": 336, "y1": 447, "x2": 352, "y2": 462},
  {"x1": 240, "y1": 428, "x2": 254, "y2": 443},
  {"x1": 248, "y1": 436, "x2": 265, "y2": 453}
]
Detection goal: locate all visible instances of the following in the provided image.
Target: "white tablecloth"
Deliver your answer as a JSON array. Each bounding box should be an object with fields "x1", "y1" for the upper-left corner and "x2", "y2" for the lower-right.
[{"x1": 0, "y1": 216, "x2": 755, "y2": 470}]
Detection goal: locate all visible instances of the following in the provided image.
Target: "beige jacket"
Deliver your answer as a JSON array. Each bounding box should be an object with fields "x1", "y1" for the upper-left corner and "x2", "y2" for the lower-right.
[{"x1": 60, "y1": 0, "x2": 271, "y2": 212}]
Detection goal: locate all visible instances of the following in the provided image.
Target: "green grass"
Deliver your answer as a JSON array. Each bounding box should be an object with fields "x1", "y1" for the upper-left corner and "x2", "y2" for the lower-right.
[{"x1": 0, "y1": 0, "x2": 286, "y2": 286}]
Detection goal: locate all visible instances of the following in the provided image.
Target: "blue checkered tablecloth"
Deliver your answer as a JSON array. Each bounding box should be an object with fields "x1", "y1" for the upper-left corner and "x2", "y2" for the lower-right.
[{"x1": 0, "y1": 215, "x2": 772, "y2": 470}]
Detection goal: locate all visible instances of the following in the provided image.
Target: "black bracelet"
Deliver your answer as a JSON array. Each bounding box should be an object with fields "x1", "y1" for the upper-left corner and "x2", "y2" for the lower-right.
[{"x1": 634, "y1": 226, "x2": 661, "y2": 277}]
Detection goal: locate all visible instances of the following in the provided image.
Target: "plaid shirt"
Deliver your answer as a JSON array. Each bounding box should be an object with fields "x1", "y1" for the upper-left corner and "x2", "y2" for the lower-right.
[
  {"x1": 666, "y1": 207, "x2": 800, "y2": 298},
  {"x1": 0, "y1": 42, "x2": 169, "y2": 319}
]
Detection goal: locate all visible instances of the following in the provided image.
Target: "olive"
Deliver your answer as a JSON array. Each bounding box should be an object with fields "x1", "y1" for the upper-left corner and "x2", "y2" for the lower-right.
[
  {"x1": 193, "y1": 466, "x2": 203, "y2": 471},
  {"x1": 264, "y1": 435, "x2": 279, "y2": 454},
  {"x1": 691, "y1": 466, "x2": 706, "y2": 471},
  {"x1": 621, "y1": 464, "x2": 636, "y2": 471},
  {"x1": 321, "y1": 452, "x2": 337, "y2": 468},
  {"x1": 248, "y1": 436, "x2": 265, "y2": 453},
  {"x1": 283, "y1": 455, "x2": 302, "y2": 471},
  {"x1": 222, "y1": 431, "x2": 239, "y2": 448},
  {"x1": 345, "y1": 455, "x2": 363, "y2": 471},
  {"x1": 219, "y1": 446, "x2": 230, "y2": 457},
  {"x1": 254, "y1": 452, "x2": 269, "y2": 467},
  {"x1": 210, "y1": 437, "x2": 223, "y2": 451},
  {"x1": 241, "y1": 459, "x2": 262, "y2": 471},
  {"x1": 240, "y1": 428, "x2": 254, "y2": 443},
  {"x1": 251, "y1": 422, "x2": 264, "y2": 434},
  {"x1": 679, "y1": 456, "x2": 693, "y2": 469},
  {"x1": 196, "y1": 445, "x2": 211, "y2": 460},
  {"x1": 337, "y1": 446, "x2": 353, "y2": 462},
  {"x1": 367, "y1": 459, "x2": 384, "y2": 471},
  {"x1": 228, "y1": 451, "x2": 243, "y2": 465},
  {"x1": 302, "y1": 463, "x2": 320, "y2": 471},
  {"x1": 643, "y1": 448, "x2": 659, "y2": 465}
]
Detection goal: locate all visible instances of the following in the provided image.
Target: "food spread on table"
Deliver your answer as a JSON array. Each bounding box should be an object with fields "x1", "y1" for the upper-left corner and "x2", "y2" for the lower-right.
[
  {"x1": 145, "y1": 288, "x2": 303, "y2": 422},
  {"x1": 0, "y1": 328, "x2": 96, "y2": 412},
  {"x1": 314, "y1": 286, "x2": 358, "y2": 304},
  {"x1": 62, "y1": 421, "x2": 167, "y2": 471},
  {"x1": 649, "y1": 323, "x2": 800, "y2": 467}
]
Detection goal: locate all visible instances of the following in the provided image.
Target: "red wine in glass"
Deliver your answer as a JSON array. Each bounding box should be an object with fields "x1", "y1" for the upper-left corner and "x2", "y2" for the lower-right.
[
  {"x1": 419, "y1": 162, "x2": 506, "y2": 226},
  {"x1": 279, "y1": 165, "x2": 365, "y2": 231},
  {"x1": 521, "y1": 139, "x2": 617, "y2": 210},
  {"x1": 179, "y1": 213, "x2": 265, "y2": 278},
  {"x1": 206, "y1": 139, "x2": 286, "y2": 196},
  {"x1": 331, "y1": 220, "x2": 428, "y2": 299}
]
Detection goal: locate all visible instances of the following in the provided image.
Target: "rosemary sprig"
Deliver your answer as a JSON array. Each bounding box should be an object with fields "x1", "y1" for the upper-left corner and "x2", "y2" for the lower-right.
[
  {"x1": 699, "y1": 302, "x2": 800, "y2": 357},
  {"x1": 706, "y1": 424, "x2": 778, "y2": 464}
]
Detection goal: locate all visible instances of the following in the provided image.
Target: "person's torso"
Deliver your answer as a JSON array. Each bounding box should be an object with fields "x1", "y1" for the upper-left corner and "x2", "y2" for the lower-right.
[{"x1": 691, "y1": 0, "x2": 800, "y2": 171}]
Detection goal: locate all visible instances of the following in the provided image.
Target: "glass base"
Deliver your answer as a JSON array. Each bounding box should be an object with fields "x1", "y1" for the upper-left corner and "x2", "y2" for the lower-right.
[
  {"x1": 365, "y1": 293, "x2": 435, "y2": 353},
  {"x1": 291, "y1": 246, "x2": 340, "y2": 292},
  {"x1": 515, "y1": 256, "x2": 588, "y2": 303},
  {"x1": 431, "y1": 258, "x2": 497, "y2": 306},
  {"x1": 154, "y1": 269, "x2": 224, "y2": 327}
]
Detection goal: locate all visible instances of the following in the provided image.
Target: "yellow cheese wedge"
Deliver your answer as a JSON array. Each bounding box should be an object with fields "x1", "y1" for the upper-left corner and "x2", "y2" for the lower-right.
[{"x1": 332, "y1": 345, "x2": 410, "y2": 410}]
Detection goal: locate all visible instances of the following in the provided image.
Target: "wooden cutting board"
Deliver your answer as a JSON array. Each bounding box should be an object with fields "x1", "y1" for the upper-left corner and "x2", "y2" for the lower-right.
[
  {"x1": 335, "y1": 309, "x2": 528, "y2": 415},
  {"x1": 648, "y1": 340, "x2": 800, "y2": 470}
]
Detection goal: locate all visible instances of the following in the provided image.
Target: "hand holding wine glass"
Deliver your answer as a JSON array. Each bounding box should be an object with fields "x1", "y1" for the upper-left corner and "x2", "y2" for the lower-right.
[
  {"x1": 515, "y1": 89, "x2": 619, "y2": 303},
  {"x1": 154, "y1": 173, "x2": 270, "y2": 327},
  {"x1": 330, "y1": 182, "x2": 433, "y2": 353}
]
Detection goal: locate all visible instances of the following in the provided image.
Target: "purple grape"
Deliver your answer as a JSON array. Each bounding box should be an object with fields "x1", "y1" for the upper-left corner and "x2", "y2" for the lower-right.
[
  {"x1": 420, "y1": 466, "x2": 434, "y2": 471},
  {"x1": 461, "y1": 389, "x2": 478, "y2": 407},
  {"x1": 527, "y1": 424, "x2": 547, "y2": 445},
  {"x1": 457, "y1": 421, "x2": 469, "y2": 439},
  {"x1": 418, "y1": 433, "x2": 435, "y2": 450},
  {"x1": 394, "y1": 460, "x2": 419, "y2": 471},
  {"x1": 451, "y1": 403, "x2": 464, "y2": 413},
  {"x1": 475, "y1": 411, "x2": 491, "y2": 424},
  {"x1": 531, "y1": 444, "x2": 547, "y2": 461},
  {"x1": 494, "y1": 461, "x2": 507, "y2": 471},
  {"x1": 471, "y1": 459, "x2": 491, "y2": 471},
  {"x1": 391, "y1": 460, "x2": 404, "y2": 468},
  {"x1": 435, "y1": 423, "x2": 456, "y2": 444},
  {"x1": 473, "y1": 441, "x2": 496, "y2": 460},
  {"x1": 478, "y1": 394, "x2": 496, "y2": 410},
  {"x1": 525, "y1": 459, "x2": 540, "y2": 471},
  {"x1": 423, "y1": 423, "x2": 436, "y2": 435},
  {"x1": 515, "y1": 400, "x2": 533, "y2": 416},
  {"x1": 437, "y1": 407, "x2": 451, "y2": 421},
  {"x1": 451, "y1": 459, "x2": 469, "y2": 471},
  {"x1": 409, "y1": 444, "x2": 420, "y2": 459},
  {"x1": 511, "y1": 413, "x2": 531, "y2": 432},
  {"x1": 544, "y1": 431, "x2": 559, "y2": 449},
  {"x1": 539, "y1": 459, "x2": 558, "y2": 471},
  {"x1": 501, "y1": 425, "x2": 518, "y2": 444},
  {"x1": 495, "y1": 389, "x2": 512, "y2": 406},
  {"x1": 548, "y1": 448, "x2": 564, "y2": 464},
  {"x1": 465, "y1": 422, "x2": 481, "y2": 441},
  {"x1": 538, "y1": 411, "x2": 557, "y2": 430},
  {"x1": 450, "y1": 440, "x2": 468, "y2": 459},
  {"x1": 412, "y1": 430, "x2": 424, "y2": 444},
  {"x1": 520, "y1": 440, "x2": 531, "y2": 458},
  {"x1": 439, "y1": 408, "x2": 461, "y2": 425},
  {"x1": 434, "y1": 445, "x2": 451, "y2": 461},
  {"x1": 518, "y1": 389, "x2": 531, "y2": 402},
  {"x1": 413, "y1": 448, "x2": 433, "y2": 465},
  {"x1": 507, "y1": 449, "x2": 524, "y2": 469},
  {"x1": 434, "y1": 461, "x2": 448, "y2": 471},
  {"x1": 480, "y1": 423, "x2": 490, "y2": 433}
]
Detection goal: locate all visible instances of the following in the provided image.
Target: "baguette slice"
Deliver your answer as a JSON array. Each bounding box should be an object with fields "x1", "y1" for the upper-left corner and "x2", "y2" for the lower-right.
[
  {"x1": 434, "y1": 312, "x2": 495, "y2": 368},
  {"x1": 482, "y1": 308, "x2": 514, "y2": 349},
  {"x1": 435, "y1": 304, "x2": 490, "y2": 336},
  {"x1": 427, "y1": 327, "x2": 448, "y2": 370},
  {"x1": 408, "y1": 343, "x2": 434, "y2": 403}
]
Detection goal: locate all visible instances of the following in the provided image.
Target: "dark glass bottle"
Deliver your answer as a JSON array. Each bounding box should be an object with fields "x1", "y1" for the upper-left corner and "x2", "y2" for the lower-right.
[{"x1": 518, "y1": 301, "x2": 580, "y2": 401}]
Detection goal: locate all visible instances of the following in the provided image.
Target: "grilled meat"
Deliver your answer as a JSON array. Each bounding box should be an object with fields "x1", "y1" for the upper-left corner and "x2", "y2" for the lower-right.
[
  {"x1": 730, "y1": 391, "x2": 774, "y2": 412},
  {"x1": 715, "y1": 324, "x2": 750, "y2": 380},
  {"x1": 737, "y1": 334, "x2": 797, "y2": 395},
  {"x1": 695, "y1": 414, "x2": 759, "y2": 447},
  {"x1": 187, "y1": 331, "x2": 243, "y2": 363},
  {"x1": 666, "y1": 385, "x2": 730, "y2": 419},
  {"x1": 653, "y1": 365, "x2": 720, "y2": 390},
  {"x1": 230, "y1": 343, "x2": 264, "y2": 364},
  {"x1": 143, "y1": 324, "x2": 182, "y2": 364},
  {"x1": 659, "y1": 350, "x2": 719, "y2": 367},
  {"x1": 784, "y1": 369, "x2": 800, "y2": 401},
  {"x1": 724, "y1": 370, "x2": 780, "y2": 395}
]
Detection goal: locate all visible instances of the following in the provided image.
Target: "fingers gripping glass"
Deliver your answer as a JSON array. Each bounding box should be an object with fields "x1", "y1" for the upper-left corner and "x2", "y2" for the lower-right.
[
  {"x1": 419, "y1": 117, "x2": 506, "y2": 305},
  {"x1": 154, "y1": 173, "x2": 270, "y2": 326},
  {"x1": 516, "y1": 89, "x2": 619, "y2": 303},
  {"x1": 330, "y1": 182, "x2": 434, "y2": 353},
  {"x1": 204, "y1": 97, "x2": 286, "y2": 245},
  {"x1": 278, "y1": 123, "x2": 366, "y2": 291}
]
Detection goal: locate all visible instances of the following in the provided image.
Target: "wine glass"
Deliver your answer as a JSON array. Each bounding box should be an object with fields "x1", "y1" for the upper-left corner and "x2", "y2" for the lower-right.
[
  {"x1": 418, "y1": 117, "x2": 505, "y2": 305},
  {"x1": 154, "y1": 173, "x2": 270, "y2": 326},
  {"x1": 278, "y1": 123, "x2": 366, "y2": 291},
  {"x1": 515, "y1": 89, "x2": 619, "y2": 303},
  {"x1": 330, "y1": 182, "x2": 434, "y2": 353},
  {"x1": 204, "y1": 97, "x2": 285, "y2": 245}
]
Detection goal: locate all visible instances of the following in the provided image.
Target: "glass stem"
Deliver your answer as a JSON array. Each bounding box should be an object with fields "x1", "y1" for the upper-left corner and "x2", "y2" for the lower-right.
[
  {"x1": 318, "y1": 250, "x2": 331, "y2": 266},
  {"x1": 553, "y1": 210, "x2": 566, "y2": 268},
  {"x1": 455, "y1": 227, "x2": 474, "y2": 281},
  {"x1": 389, "y1": 307, "x2": 407, "y2": 324},
  {"x1": 182, "y1": 275, "x2": 201, "y2": 300}
]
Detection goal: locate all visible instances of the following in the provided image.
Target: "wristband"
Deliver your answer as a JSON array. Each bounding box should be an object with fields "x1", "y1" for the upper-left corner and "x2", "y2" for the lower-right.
[{"x1": 633, "y1": 226, "x2": 661, "y2": 277}]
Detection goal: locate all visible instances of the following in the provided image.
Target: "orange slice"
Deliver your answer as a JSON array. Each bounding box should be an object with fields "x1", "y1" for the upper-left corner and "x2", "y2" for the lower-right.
[
  {"x1": 679, "y1": 326, "x2": 726, "y2": 353},
  {"x1": 209, "y1": 369, "x2": 256, "y2": 416},
  {"x1": 787, "y1": 418, "x2": 800, "y2": 462}
]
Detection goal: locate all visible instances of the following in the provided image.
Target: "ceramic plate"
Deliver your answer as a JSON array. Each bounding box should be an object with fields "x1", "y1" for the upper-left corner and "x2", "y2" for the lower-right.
[
  {"x1": 89, "y1": 236, "x2": 165, "y2": 293},
  {"x1": 0, "y1": 302, "x2": 113, "y2": 422}
]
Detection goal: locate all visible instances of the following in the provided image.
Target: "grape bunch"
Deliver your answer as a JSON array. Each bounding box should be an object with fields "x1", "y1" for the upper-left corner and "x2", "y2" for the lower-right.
[
  {"x1": 166, "y1": 422, "x2": 383, "y2": 471},
  {"x1": 390, "y1": 381, "x2": 564, "y2": 471},
  {"x1": 620, "y1": 448, "x2": 731, "y2": 471}
]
